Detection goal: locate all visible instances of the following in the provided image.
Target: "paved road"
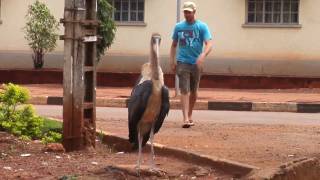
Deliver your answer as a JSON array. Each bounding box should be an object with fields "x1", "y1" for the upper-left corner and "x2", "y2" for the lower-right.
[
  {"x1": 34, "y1": 105, "x2": 320, "y2": 168},
  {"x1": 35, "y1": 105, "x2": 320, "y2": 126}
]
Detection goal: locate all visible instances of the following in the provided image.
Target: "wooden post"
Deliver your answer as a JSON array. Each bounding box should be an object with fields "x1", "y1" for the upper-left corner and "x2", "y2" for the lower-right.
[
  {"x1": 62, "y1": 0, "x2": 98, "y2": 151},
  {"x1": 83, "y1": 0, "x2": 97, "y2": 148}
]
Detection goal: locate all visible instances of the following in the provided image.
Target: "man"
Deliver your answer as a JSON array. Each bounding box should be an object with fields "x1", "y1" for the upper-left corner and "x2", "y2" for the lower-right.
[{"x1": 170, "y1": 1, "x2": 213, "y2": 128}]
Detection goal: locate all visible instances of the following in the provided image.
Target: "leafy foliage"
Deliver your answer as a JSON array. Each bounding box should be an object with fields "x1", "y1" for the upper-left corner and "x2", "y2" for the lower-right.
[
  {"x1": 24, "y1": 0, "x2": 59, "y2": 69},
  {"x1": 42, "y1": 131, "x2": 62, "y2": 144},
  {"x1": 0, "y1": 83, "x2": 62, "y2": 143},
  {"x1": 42, "y1": 118, "x2": 62, "y2": 134},
  {"x1": 0, "y1": 83, "x2": 30, "y2": 123},
  {"x1": 97, "y1": 0, "x2": 116, "y2": 61},
  {"x1": 1, "y1": 105, "x2": 43, "y2": 139}
]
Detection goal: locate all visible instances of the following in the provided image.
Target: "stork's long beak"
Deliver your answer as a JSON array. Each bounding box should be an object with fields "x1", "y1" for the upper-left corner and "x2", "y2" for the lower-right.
[
  {"x1": 155, "y1": 39, "x2": 160, "y2": 59},
  {"x1": 150, "y1": 34, "x2": 161, "y2": 80}
]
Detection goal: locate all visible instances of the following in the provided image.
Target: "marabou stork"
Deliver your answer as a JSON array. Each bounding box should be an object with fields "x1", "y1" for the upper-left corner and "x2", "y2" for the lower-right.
[{"x1": 128, "y1": 33, "x2": 170, "y2": 172}]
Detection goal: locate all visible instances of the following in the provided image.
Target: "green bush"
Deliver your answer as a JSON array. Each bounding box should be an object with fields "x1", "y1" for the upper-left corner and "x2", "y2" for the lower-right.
[
  {"x1": 97, "y1": 0, "x2": 116, "y2": 61},
  {"x1": 42, "y1": 118, "x2": 62, "y2": 134},
  {"x1": 0, "y1": 83, "x2": 30, "y2": 124},
  {"x1": 0, "y1": 83, "x2": 61, "y2": 143},
  {"x1": 24, "y1": 0, "x2": 59, "y2": 69},
  {"x1": 42, "y1": 131, "x2": 62, "y2": 144},
  {"x1": 1, "y1": 105, "x2": 43, "y2": 139}
]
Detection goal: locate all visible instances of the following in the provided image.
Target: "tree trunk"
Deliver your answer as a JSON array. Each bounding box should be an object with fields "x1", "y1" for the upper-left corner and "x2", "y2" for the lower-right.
[{"x1": 33, "y1": 49, "x2": 44, "y2": 69}]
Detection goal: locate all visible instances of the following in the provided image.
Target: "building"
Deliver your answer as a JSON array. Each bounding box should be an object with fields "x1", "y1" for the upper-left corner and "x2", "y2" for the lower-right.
[{"x1": 0, "y1": 0, "x2": 320, "y2": 77}]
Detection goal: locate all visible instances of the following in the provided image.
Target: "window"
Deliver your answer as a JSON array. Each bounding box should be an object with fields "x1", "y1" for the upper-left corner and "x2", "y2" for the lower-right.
[
  {"x1": 247, "y1": 0, "x2": 299, "y2": 24},
  {"x1": 110, "y1": 0, "x2": 145, "y2": 23}
]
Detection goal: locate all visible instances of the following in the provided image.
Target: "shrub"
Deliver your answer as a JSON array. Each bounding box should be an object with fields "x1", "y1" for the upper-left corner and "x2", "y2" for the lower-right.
[
  {"x1": 0, "y1": 83, "x2": 30, "y2": 122},
  {"x1": 97, "y1": 0, "x2": 116, "y2": 61},
  {"x1": 42, "y1": 131, "x2": 62, "y2": 144},
  {"x1": 24, "y1": 0, "x2": 59, "y2": 69},
  {"x1": 0, "y1": 83, "x2": 62, "y2": 143}
]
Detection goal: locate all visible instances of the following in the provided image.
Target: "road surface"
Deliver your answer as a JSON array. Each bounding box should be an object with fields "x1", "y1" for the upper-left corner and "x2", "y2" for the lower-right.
[
  {"x1": 35, "y1": 105, "x2": 320, "y2": 168},
  {"x1": 35, "y1": 105, "x2": 320, "y2": 126}
]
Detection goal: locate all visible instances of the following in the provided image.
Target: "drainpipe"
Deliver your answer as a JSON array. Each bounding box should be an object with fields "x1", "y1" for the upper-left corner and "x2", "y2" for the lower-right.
[
  {"x1": 175, "y1": 0, "x2": 181, "y2": 97},
  {"x1": 0, "y1": 0, "x2": 2, "y2": 25},
  {"x1": 177, "y1": 0, "x2": 181, "y2": 23}
]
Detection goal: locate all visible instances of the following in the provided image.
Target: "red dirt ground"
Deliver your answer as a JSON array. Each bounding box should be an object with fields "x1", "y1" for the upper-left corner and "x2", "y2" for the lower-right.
[
  {"x1": 4, "y1": 84, "x2": 320, "y2": 176},
  {"x1": 95, "y1": 117, "x2": 320, "y2": 169},
  {"x1": 0, "y1": 132, "x2": 232, "y2": 180}
]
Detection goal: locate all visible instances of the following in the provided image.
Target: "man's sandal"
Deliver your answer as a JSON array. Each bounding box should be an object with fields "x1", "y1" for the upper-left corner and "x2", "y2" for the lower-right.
[
  {"x1": 189, "y1": 120, "x2": 195, "y2": 126},
  {"x1": 182, "y1": 122, "x2": 191, "y2": 128}
]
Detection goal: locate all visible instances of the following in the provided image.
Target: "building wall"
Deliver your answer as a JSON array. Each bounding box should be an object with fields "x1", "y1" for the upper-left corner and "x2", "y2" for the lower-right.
[
  {"x1": 108, "y1": 0, "x2": 177, "y2": 55},
  {"x1": 86, "y1": 0, "x2": 320, "y2": 60},
  {"x1": 0, "y1": 0, "x2": 65, "y2": 51},
  {"x1": 0, "y1": 0, "x2": 320, "y2": 77}
]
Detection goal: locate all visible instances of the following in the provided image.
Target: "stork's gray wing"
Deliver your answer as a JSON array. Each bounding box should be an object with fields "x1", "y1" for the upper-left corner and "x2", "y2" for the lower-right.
[
  {"x1": 131, "y1": 75, "x2": 143, "y2": 95},
  {"x1": 154, "y1": 85, "x2": 170, "y2": 134},
  {"x1": 128, "y1": 80, "x2": 153, "y2": 145}
]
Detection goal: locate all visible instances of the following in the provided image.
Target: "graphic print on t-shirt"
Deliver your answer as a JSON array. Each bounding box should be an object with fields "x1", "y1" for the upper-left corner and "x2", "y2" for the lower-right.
[{"x1": 178, "y1": 29, "x2": 200, "y2": 48}]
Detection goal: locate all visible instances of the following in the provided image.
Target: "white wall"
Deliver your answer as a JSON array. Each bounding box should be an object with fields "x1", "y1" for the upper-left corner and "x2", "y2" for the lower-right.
[{"x1": 0, "y1": 0, "x2": 320, "y2": 76}]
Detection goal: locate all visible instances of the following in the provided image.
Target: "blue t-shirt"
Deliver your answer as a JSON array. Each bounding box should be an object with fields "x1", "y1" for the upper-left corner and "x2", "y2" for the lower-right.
[{"x1": 172, "y1": 20, "x2": 212, "y2": 64}]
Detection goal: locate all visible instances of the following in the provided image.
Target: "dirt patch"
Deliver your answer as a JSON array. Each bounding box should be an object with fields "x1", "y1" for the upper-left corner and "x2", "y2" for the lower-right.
[
  {"x1": 0, "y1": 131, "x2": 232, "y2": 179},
  {"x1": 247, "y1": 157, "x2": 320, "y2": 180},
  {"x1": 93, "y1": 118, "x2": 320, "y2": 169}
]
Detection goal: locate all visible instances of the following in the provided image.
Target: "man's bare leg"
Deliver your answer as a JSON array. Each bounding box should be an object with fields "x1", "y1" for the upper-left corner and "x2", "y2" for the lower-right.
[
  {"x1": 188, "y1": 91, "x2": 197, "y2": 125},
  {"x1": 174, "y1": 74, "x2": 181, "y2": 97},
  {"x1": 181, "y1": 93, "x2": 190, "y2": 127}
]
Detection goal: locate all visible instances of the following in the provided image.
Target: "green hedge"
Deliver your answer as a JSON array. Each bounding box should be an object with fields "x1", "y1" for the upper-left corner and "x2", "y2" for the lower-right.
[{"x1": 0, "y1": 83, "x2": 62, "y2": 143}]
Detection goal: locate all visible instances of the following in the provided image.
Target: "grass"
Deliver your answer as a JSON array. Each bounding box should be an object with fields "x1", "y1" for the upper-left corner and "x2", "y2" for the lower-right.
[{"x1": 42, "y1": 117, "x2": 62, "y2": 134}]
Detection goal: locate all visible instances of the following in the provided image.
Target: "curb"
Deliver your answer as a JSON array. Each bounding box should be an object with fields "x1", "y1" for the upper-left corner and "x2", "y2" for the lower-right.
[
  {"x1": 98, "y1": 130, "x2": 259, "y2": 177},
  {"x1": 247, "y1": 157, "x2": 320, "y2": 180},
  {"x1": 29, "y1": 96, "x2": 320, "y2": 113}
]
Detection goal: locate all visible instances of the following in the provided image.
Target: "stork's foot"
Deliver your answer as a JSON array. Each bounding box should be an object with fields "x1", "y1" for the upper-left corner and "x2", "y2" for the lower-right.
[
  {"x1": 148, "y1": 167, "x2": 166, "y2": 177},
  {"x1": 132, "y1": 165, "x2": 166, "y2": 177},
  {"x1": 148, "y1": 166, "x2": 159, "y2": 172},
  {"x1": 134, "y1": 165, "x2": 141, "y2": 176}
]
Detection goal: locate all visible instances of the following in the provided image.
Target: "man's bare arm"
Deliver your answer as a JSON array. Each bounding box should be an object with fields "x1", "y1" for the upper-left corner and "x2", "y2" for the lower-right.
[
  {"x1": 196, "y1": 40, "x2": 213, "y2": 65},
  {"x1": 170, "y1": 40, "x2": 178, "y2": 72}
]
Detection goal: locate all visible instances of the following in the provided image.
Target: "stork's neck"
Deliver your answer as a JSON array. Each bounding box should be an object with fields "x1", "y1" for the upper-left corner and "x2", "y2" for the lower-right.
[{"x1": 150, "y1": 45, "x2": 160, "y2": 80}]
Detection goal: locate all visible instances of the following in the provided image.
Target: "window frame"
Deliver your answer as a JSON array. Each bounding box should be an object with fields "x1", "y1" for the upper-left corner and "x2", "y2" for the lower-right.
[
  {"x1": 110, "y1": 0, "x2": 146, "y2": 26},
  {"x1": 243, "y1": 0, "x2": 302, "y2": 28}
]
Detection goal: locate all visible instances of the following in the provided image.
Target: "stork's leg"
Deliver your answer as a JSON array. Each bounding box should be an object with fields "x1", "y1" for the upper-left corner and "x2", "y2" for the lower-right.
[
  {"x1": 149, "y1": 123, "x2": 156, "y2": 170},
  {"x1": 136, "y1": 129, "x2": 143, "y2": 175},
  {"x1": 149, "y1": 123, "x2": 165, "y2": 176}
]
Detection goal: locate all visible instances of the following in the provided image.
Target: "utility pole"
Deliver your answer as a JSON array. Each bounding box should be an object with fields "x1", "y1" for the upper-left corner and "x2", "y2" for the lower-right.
[
  {"x1": 177, "y1": 0, "x2": 181, "y2": 23},
  {"x1": 61, "y1": 0, "x2": 99, "y2": 151},
  {"x1": 175, "y1": 0, "x2": 181, "y2": 97}
]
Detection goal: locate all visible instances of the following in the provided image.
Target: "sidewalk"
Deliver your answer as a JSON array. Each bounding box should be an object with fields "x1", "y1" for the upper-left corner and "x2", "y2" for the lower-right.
[{"x1": 25, "y1": 84, "x2": 320, "y2": 113}]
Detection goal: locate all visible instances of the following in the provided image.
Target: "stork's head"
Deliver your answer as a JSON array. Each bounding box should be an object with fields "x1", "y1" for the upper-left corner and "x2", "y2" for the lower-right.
[
  {"x1": 149, "y1": 33, "x2": 162, "y2": 81},
  {"x1": 151, "y1": 33, "x2": 161, "y2": 59}
]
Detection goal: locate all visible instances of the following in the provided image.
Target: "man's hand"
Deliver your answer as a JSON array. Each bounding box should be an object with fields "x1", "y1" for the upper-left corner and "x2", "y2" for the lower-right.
[
  {"x1": 170, "y1": 62, "x2": 177, "y2": 73},
  {"x1": 170, "y1": 40, "x2": 178, "y2": 73},
  {"x1": 196, "y1": 40, "x2": 213, "y2": 69},
  {"x1": 196, "y1": 53, "x2": 206, "y2": 68}
]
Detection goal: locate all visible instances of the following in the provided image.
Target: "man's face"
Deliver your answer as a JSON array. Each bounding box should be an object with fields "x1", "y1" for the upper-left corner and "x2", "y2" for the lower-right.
[{"x1": 184, "y1": 10, "x2": 195, "y2": 22}]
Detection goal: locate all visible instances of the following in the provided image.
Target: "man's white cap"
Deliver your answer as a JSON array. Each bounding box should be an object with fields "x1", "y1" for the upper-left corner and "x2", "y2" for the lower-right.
[{"x1": 183, "y1": 1, "x2": 196, "y2": 12}]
